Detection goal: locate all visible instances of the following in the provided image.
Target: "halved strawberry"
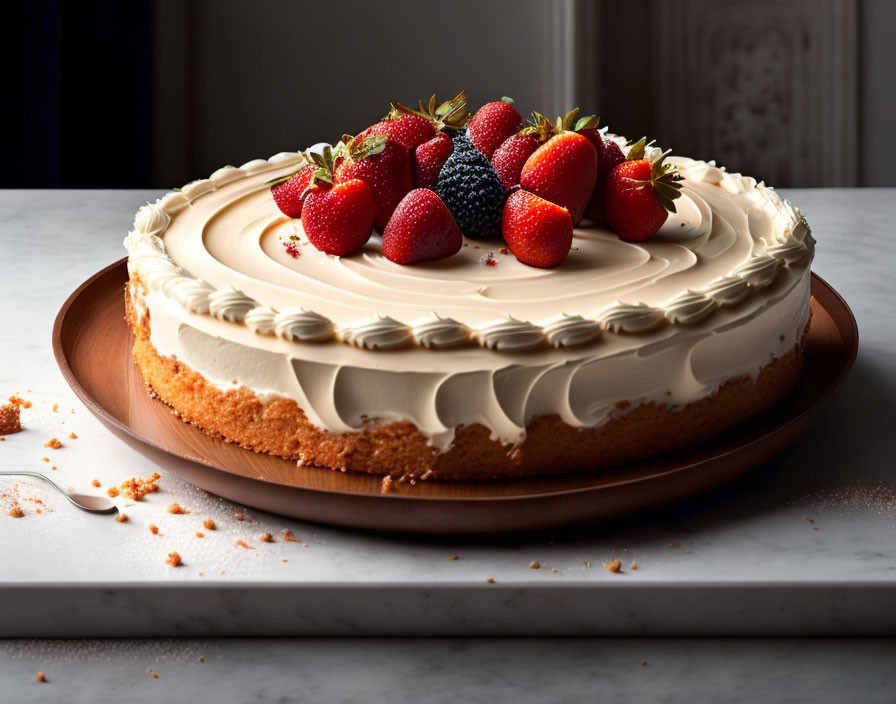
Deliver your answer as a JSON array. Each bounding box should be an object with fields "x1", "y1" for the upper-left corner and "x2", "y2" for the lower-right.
[
  {"x1": 501, "y1": 189, "x2": 573, "y2": 268},
  {"x1": 382, "y1": 189, "x2": 462, "y2": 264},
  {"x1": 519, "y1": 110, "x2": 597, "y2": 225},
  {"x1": 491, "y1": 134, "x2": 539, "y2": 189},
  {"x1": 270, "y1": 164, "x2": 315, "y2": 218},
  {"x1": 334, "y1": 134, "x2": 412, "y2": 231},
  {"x1": 604, "y1": 139, "x2": 683, "y2": 242},
  {"x1": 413, "y1": 132, "x2": 453, "y2": 188},
  {"x1": 302, "y1": 178, "x2": 375, "y2": 256},
  {"x1": 468, "y1": 98, "x2": 524, "y2": 158}
]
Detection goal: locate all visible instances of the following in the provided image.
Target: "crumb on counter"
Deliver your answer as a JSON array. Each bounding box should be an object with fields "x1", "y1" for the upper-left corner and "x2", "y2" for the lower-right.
[
  {"x1": 604, "y1": 559, "x2": 623, "y2": 573},
  {"x1": 91, "y1": 479, "x2": 101, "y2": 488},
  {"x1": 44, "y1": 438, "x2": 63, "y2": 449},
  {"x1": 148, "y1": 524, "x2": 159, "y2": 535},
  {"x1": 0, "y1": 403, "x2": 22, "y2": 435},
  {"x1": 235, "y1": 539, "x2": 254, "y2": 550},
  {"x1": 282, "y1": 529, "x2": 301, "y2": 542},
  {"x1": 36, "y1": 672, "x2": 47, "y2": 683},
  {"x1": 580, "y1": 560, "x2": 591, "y2": 567},
  {"x1": 203, "y1": 519, "x2": 216, "y2": 530},
  {"x1": 165, "y1": 552, "x2": 182, "y2": 567},
  {"x1": 669, "y1": 541, "x2": 681, "y2": 549},
  {"x1": 115, "y1": 514, "x2": 128, "y2": 523},
  {"x1": 40, "y1": 457, "x2": 49, "y2": 463},
  {"x1": 259, "y1": 532, "x2": 274, "y2": 543},
  {"x1": 198, "y1": 657, "x2": 205, "y2": 663},
  {"x1": 630, "y1": 562, "x2": 638, "y2": 570},
  {"x1": 234, "y1": 512, "x2": 245, "y2": 521},
  {"x1": 529, "y1": 561, "x2": 540, "y2": 570},
  {"x1": 147, "y1": 668, "x2": 159, "y2": 678},
  {"x1": 380, "y1": 475, "x2": 394, "y2": 493},
  {"x1": 8, "y1": 506, "x2": 24, "y2": 518},
  {"x1": 195, "y1": 532, "x2": 204, "y2": 538},
  {"x1": 8, "y1": 395, "x2": 32, "y2": 409},
  {"x1": 52, "y1": 403, "x2": 59, "y2": 412},
  {"x1": 106, "y1": 487, "x2": 120, "y2": 498},
  {"x1": 447, "y1": 555, "x2": 459, "y2": 561},
  {"x1": 486, "y1": 577, "x2": 495, "y2": 583},
  {"x1": 69, "y1": 432, "x2": 78, "y2": 440},
  {"x1": 167, "y1": 502, "x2": 187, "y2": 514},
  {"x1": 120, "y1": 472, "x2": 161, "y2": 501}
]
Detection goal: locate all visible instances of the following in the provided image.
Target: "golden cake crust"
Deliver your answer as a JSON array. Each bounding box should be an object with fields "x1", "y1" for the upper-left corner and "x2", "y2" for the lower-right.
[{"x1": 126, "y1": 279, "x2": 808, "y2": 480}]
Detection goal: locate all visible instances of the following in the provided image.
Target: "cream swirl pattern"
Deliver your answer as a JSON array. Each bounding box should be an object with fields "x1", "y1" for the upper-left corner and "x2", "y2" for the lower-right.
[{"x1": 125, "y1": 143, "x2": 814, "y2": 354}]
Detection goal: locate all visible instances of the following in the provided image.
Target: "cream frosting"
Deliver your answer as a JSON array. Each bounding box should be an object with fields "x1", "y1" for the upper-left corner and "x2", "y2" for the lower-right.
[
  {"x1": 125, "y1": 135, "x2": 815, "y2": 450},
  {"x1": 125, "y1": 143, "x2": 814, "y2": 353}
]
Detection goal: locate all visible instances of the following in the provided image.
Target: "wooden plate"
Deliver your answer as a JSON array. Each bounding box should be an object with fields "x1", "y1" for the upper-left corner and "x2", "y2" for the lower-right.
[{"x1": 53, "y1": 260, "x2": 857, "y2": 534}]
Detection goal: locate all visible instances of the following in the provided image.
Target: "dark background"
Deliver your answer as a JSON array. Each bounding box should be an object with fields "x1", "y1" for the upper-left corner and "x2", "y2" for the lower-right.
[{"x1": 5, "y1": 0, "x2": 894, "y2": 189}]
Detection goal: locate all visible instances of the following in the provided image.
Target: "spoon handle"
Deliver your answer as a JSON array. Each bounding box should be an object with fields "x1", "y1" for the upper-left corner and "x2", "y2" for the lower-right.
[{"x1": 0, "y1": 471, "x2": 118, "y2": 514}]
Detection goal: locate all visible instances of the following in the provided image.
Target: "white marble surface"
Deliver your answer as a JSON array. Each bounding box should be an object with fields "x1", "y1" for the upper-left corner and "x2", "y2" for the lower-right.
[
  {"x1": 0, "y1": 637, "x2": 894, "y2": 704},
  {"x1": 0, "y1": 189, "x2": 895, "y2": 637}
]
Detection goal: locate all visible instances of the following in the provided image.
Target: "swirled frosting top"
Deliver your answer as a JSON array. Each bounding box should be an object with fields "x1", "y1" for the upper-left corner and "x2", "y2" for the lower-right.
[{"x1": 125, "y1": 136, "x2": 813, "y2": 352}]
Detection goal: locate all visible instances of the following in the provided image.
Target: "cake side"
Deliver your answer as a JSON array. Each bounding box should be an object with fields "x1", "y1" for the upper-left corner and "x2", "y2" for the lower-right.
[{"x1": 126, "y1": 271, "x2": 810, "y2": 480}]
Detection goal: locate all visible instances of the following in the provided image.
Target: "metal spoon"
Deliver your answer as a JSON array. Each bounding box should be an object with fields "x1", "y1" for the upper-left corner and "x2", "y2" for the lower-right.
[{"x1": 0, "y1": 471, "x2": 118, "y2": 515}]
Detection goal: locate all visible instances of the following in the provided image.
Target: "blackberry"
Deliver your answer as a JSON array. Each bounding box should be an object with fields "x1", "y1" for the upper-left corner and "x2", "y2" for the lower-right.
[
  {"x1": 435, "y1": 144, "x2": 507, "y2": 240},
  {"x1": 450, "y1": 129, "x2": 476, "y2": 153}
]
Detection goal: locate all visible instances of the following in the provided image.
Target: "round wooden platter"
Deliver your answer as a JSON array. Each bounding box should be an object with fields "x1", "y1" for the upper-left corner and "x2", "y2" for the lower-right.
[{"x1": 53, "y1": 260, "x2": 857, "y2": 534}]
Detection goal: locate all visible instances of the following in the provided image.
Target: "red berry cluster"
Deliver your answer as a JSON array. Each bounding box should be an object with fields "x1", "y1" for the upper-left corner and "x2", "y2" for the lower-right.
[{"x1": 270, "y1": 92, "x2": 681, "y2": 268}]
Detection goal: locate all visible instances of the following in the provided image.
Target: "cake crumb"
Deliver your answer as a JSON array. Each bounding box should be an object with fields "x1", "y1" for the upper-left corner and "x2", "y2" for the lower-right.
[
  {"x1": 282, "y1": 558, "x2": 288, "y2": 563},
  {"x1": 40, "y1": 457, "x2": 49, "y2": 463},
  {"x1": 91, "y1": 479, "x2": 101, "y2": 488},
  {"x1": 69, "y1": 432, "x2": 78, "y2": 440},
  {"x1": 486, "y1": 577, "x2": 495, "y2": 583},
  {"x1": 120, "y1": 472, "x2": 161, "y2": 501},
  {"x1": 551, "y1": 568, "x2": 558, "y2": 574},
  {"x1": 195, "y1": 532, "x2": 204, "y2": 538},
  {"x1": 52, "y1": 403, "x2": 59, "y2": 412},
  {"x1": 529, "y1": 561, "x2": 540, "y2": 570},
  {"x1": 106, "y1": 487, "x2": 120, "y2": 498},
  {"x1": 604, "y1": 559, "x2": 623, "y2": 573},
  {"x1": 803, "y1": 516, "x2": 815, "y2": 524},
  {"x1": 167, "y1": 502, "x2": 187, "y2": 514},
  {"x1": 203, "y1": 519, "x2": 216, "y2": 530},
  {"x1": 234, "y1": 512, "x2": 245, "y2": 521},
  {"x1": 259, "y1": 532, "x2": 274, "y2": 543},
  {"x1": 235, "y1": 539, "x2": 254, "y2": 549},
  {"x1": 580, "y1": 560, "x2": 591, "y2": 567},
  {"x1": 380, "y1": 475, "x2": 394, "y2": 493},
  {"x1": 165, "y1": 552, "x2": 182, "y2": 567},
  {"x1": 115, "y1": 514, "x2": 128, "y2": 523},
  {"x1": 0, "y1": 437, "x2": 5, "y2": 441},
  {"x1": 8, "y1": 506, "x2": 24, "y2": 518},
  {"x1": 44, "y1": 438, "x2": 63, "y2": 449},
  {"x1": 282, "y1": 529, "x2": 301, "y2": 543},
  {"x1": 148, "y1": 524, "x2": 159, "y2": 535},
  {"x1": 36, "y1": 672, "x2": 47, "y2": 683},
  {"x1": 50, "y1": 466, "x2": 56, "y2": 470},
  {"x1": 447, "y1": 555, "x2": 459, "y2": 561},
  {"x1": 630, "y1": 562, "x2": 638, "y2": 570},
  {"x1": 147, "y1": 668, "x2": 159, "y2": 678},
  {"x1": 0, "y1": 403, "x2": 22, "y2": 435},
  {"x1": 669, "y1": 541, "x2": 681, "y2": 549},
  {"x1": 198, "y1": 656, "x2": 205, "y2": 663},
  {"x1": 8, "y1": 395, "x2": 32, "y2": 409}
]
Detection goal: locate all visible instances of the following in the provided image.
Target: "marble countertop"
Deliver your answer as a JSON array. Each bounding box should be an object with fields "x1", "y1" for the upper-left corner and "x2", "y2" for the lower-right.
[{"x1": 0, "y1": 189, "x2": 894, "y2": 638}]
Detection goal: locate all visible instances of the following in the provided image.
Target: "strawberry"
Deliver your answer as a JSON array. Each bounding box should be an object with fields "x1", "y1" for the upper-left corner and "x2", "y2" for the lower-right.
[
  {"x1": 334, "y1": 133, "x2": 412, "y2": 231},
  {"x1": 490, "y1": 134, "x2": 539, "y2": 189},
  {"x1": 467, "y1": 98, "x2": 524, "y2": 158},
  {"x1": 604, "y1": 139, "x2": 683, "y2": 242},
  {"x1": 382, "y1": 189, "x2": 462, "y2": 264},
  {"x1": 366, "y1": 112, "x2": 435, "y2": 152},
  {"x1": 584, "y1": 135, "x2": 625, "y2": 223},
  {"x1": 365, "y1": 91, "x2": 469, "y2": 152},
  {"x1": 269, "y1": 164, "x2": 315, "y2": 218},
  {"x1": 519, "y1": 109, "x2": 597, "y2": 225},
  {"x1": 302, "y1": 179, "x2": 375, "y2": 256},
  {"x1": 412, "y1": 132, "x2": 453, "y2": 188},
  {"x1": 501, "y1": 189, "x2": 573, "y2": 268}
]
